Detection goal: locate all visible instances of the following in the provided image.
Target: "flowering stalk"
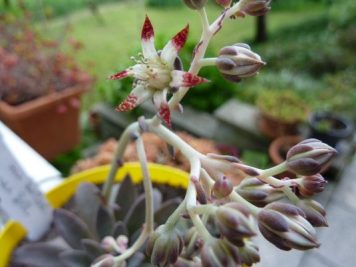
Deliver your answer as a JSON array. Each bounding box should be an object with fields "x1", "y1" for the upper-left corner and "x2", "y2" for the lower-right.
[{"x1": 100, "y1": 1, "x2": 334, "y2": 266}]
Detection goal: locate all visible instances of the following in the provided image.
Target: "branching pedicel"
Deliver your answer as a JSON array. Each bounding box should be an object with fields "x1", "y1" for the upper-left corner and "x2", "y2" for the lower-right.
[{"x1": 96, "y1": 1, "x2": 335, "y2": 266}]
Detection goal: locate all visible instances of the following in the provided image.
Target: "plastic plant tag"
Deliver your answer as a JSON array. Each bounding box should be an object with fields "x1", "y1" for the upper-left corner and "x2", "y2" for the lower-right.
[{"x1": 0, "y1": 133, "x2": 52, "y2": 241}]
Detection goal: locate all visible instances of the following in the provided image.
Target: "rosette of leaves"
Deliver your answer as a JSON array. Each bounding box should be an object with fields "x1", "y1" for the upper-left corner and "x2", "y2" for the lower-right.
[{"x1": 11, "y1": 176, "x2": 182, "y2": 267}]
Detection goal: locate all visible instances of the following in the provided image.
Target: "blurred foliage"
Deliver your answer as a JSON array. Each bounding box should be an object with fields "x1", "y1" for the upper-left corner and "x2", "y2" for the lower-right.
[
  {"x1": 0, "y1": 13, "x2": 93, "y2": 105},
  {"x1": 256, "y1": 89, "x2": 308, "y2": 123},
  {"x1": 146, "y1": 0, "x2": 181, "y2": 7},
  {"x1": 0, "y1": 0, "x2": 119, "y2": 20},
  {"x1": 234, "y1": 0, "x2": 356, "y2": 120}
]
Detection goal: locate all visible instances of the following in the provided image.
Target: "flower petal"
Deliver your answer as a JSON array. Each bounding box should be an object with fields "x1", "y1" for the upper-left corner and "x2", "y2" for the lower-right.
[
  {"x1": 160, "y1": 25, "x2": 189, "y2": 66},
  {"x1": 141, "y1": 16, "x2": 157, "y2": 59},
  {"x1": 159, "y1": 103, "x2": 171, "y2": 128},
  {"x1": 116, "y1": 84, "x2": 152, "y2": 112},
  {"x1": 170, "y1": 70, "x2": 209, "y2": 87},
  {"x1": 153, "y1": 89, "x2": 168, "y2": 110},
  {"x1": 108, "y1": 70, "x2": 131, "y2": 80}
]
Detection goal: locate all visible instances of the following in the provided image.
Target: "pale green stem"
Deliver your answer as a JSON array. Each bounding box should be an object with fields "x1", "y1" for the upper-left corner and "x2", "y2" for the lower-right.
[
  {"x1": 104, "y1": 135, "x2": 155, "y2": 266},
  {"x1": 102, "y1": 122, "x2": 139, "y2": 199},
  {"x1": 165, "y1": 199, "x2": 186, "y2": 227},
  {"x1": 189, "y1": 204, "x2": 217, "y2": 215},
  {"x1": 135, "y1": 134, "x2": 154, "y2": 233},
  {"x1": 258, "y1": 162, "x2": 300, "y2": 204},
  {"x1": 199, "y1": 57, "x2": 217, "y2": 67},
  {"x1": 230, "y1": 191, "x2": 260, "y2": 216},
  {"x1": 186, "y1": 182, "x2": 212, "y2": 241}
]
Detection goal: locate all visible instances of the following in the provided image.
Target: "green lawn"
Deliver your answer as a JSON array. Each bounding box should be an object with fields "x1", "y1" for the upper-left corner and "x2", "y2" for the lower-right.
[{"x1": 41, "y1": 2, "x2": 326, "y2": 106}]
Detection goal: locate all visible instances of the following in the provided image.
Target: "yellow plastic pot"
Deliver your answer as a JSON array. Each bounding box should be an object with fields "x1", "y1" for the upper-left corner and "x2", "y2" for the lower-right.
[{"x1": 0, "y1": 163, "x2": 189, "y2": 267}]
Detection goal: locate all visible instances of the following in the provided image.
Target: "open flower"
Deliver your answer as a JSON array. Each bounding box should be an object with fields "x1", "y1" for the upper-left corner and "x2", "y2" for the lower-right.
[{"x1": 109, "y1": 16, "x2": 208, "y2": 126}]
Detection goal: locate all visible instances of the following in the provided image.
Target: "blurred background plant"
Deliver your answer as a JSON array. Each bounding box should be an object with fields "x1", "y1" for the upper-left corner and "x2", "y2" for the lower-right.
[{"x1": 0, "y1": 13, "x2": 93, "y2": 105}]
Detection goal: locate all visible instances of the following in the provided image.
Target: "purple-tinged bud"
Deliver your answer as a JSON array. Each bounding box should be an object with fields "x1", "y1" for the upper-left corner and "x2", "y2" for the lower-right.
[
  {"x1": 217, "y1": 43, "x2": 265, "y2": 83},
  {"x1": 215, "y1": 0, "x2": 232, "y2": 8},
  {"x1": 201, "y1": 239, "x2": 240, "y2": 267},
  {"x1": 212, "y1": 176, "x2": 233, "y2": 199},
  {"x1": 183, "y1": 0, "x2": 208, "y2": 10},
  {"x1": 297, "y1": 174, "x2": 327, "y2": 197},
  {"x1": 194, "y1": 180, "x2": 208, "y2": 204},
  {"x1": 238, "y1": 240, "x2": 260, "y2": 266},
  {"x1": 215, "y1": 203, "x2": 255, "y2": 245},
  {"x1": 183, "y1": 228, "x2": 203, "y2": 258},
  {"x1": 297, "y1": 200, "x2": 328, "y2": 227},
  {"x1": 138, "y1": 116, "x2": 149, "y2": 132},
  {"x1": 286, "y1": 139, "x2": 337, "y2": 176},
  {"x1": 258, "y1": 202, "x2": 319, "y2": 251},
  {"x1": 147, "y1": 225, "x2": 183, "y2": 266},
  {"x1": 236, "y1": 178, "x2": 284, "y2": 206},
  {"x1": 239, "y1": 0, "x2": 272, "y2": 17}
]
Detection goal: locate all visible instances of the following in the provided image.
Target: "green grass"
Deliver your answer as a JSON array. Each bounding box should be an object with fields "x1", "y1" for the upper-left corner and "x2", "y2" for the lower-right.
[{"x1": 40, "y1": 2, "x2": 326, "y2": 107}]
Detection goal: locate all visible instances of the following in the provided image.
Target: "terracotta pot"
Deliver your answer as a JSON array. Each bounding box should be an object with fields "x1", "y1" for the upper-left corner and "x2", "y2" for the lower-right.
[
  {"x1": 268, "y1": 135, "x2": 303, "y2": 178},
  {"x1": 258, "y1": 112, "x2": 300, "y2": 140},
  {"x1": 0, "y1": 86, "x2": 87, "y2": 160}
]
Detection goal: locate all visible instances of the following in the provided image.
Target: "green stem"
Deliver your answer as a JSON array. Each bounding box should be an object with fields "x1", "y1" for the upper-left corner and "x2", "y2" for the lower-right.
[
  {"x1": 102, "y1": 122, "x2": 139, "y2": 200},
  {"x1": 199, "y1": 57, "x2": 217, "y2": 67},
  {"x1": 136, "y1": 134, "x2": 154, "y2": 233}
]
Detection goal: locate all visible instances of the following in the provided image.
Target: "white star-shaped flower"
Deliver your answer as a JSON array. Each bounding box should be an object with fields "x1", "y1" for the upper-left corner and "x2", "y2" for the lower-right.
[{"x1": 109, "y1": 16, "x2": 208, "y2": 126}]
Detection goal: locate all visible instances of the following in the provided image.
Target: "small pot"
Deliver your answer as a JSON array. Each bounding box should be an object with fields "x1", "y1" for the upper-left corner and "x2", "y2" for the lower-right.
[
  {"x1": 0, "y1": 163, "x2": 189, "y2": 266},
  {"x1": 258, "y1": 112, "x2": 300, "y2": 140},
  {"x1": 309, "y1": 112, "x2": 353, "y2": 148},
  {"x1": 268, "y1": 135, "x2": 303, "y2": 178}
]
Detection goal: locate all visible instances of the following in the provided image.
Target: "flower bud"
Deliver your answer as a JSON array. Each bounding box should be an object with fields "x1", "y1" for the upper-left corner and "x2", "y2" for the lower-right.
[
  {"x1": 201, "y1": 239, "x2": 240, "y2": 267},
  {"x1": 239, "y1": 0, "x2": 272, "y2": 17},
  {"x1": 147, "y1": 225, "x2": 183, "y2": 266},
  {"x1": 216, "y1": 43, "x2": 265, "y2": 83},
  {"x1": 286, "y1": 139, "x2": 337, "y2": 176},
  {"x1": 297, "y1": 174, "x2": 327, "y2": 197},
  {"x1": 236, "y1": 178, "x2": 284, "y2": 206},
  {"x1": 183, "y1": 0, "x2": 208, "y2": 10},
  {"x1": 215, "y1": 203, "x2": 255, "y2": 245},
  {"x1": 297, "y1": 200, "x2": 328, "y2": 227},
  {"x1": 238, "y1": 240, "x2": 260, "y2": 266},
  {"x1": 258, "y1": 202, "x2": 319, "y2": 251},
  {"x1": 194, "y1": 180, "x2": 208, "y2": 204},
  {"x1": 215, "y1": 0, "x2": 232, "y2": 8},
  {"x1": 212, "y1": 176, "x2": 233, "y2": 199}
]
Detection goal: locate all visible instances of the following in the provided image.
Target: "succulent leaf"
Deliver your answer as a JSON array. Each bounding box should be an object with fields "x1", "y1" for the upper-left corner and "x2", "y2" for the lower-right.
[
  {"x1": 115, "y1": 175, "x2": 138, "y2": 220},
  {"x1": 74, "y1": 182, "x2": 102, "y2": 236},
  {"x1": 127, "y1": 251, "x2": 146, "y2": 267},
  {"x1": 12, "y1": 242, "x2": 66, "y2": 267},
  {"x1": 81, "y1": 239, "x2": 105, "y2": 261},
  {"x1": 96, "y1": 204, "x2": 115, "y2": 240},
  {"x1": 154, "y1": 197, "x2": 182, "y2": 225},
  {"x1": 54, "y1": 209, "x2": 93, "y2": 249},
  {"x1": 112, "y1": 221, "x2": 129, "y2": 237},
  {"x1": 124, "y1": 189, "x2": 162, "y2": 234},
  {"x1": 60, "y1": 250, "x2": 92, "y2": 267}
]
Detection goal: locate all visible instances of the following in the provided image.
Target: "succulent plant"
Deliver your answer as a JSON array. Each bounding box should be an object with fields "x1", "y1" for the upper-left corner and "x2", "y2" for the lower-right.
[{"x1": 11, "y1": 176, "x2": 183, "y2": 267}]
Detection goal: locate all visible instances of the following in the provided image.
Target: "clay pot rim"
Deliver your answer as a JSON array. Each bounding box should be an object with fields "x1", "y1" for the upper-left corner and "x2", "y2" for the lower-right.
[{"x1": 269, "y1": 135, "x2": 303, "y2": 165}]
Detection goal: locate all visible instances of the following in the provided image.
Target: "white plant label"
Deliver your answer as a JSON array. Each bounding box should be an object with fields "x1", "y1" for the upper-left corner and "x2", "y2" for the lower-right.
[{"x1": 0, "y1": 135, "x2": 52, "y2": 241}]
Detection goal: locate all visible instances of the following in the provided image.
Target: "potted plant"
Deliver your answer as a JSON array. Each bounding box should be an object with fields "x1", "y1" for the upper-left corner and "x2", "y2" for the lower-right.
[
  {"x1": 309, "y1": 111, "x2": 353, "y2": 148},
  {"x1": 0, "y1": 14, "x2": 93, "y2": 160},
  {"x1": 256, "y1": 89, "x2": 309, "y2": 139},
  {"x1": 0, "y1": 1, "x2": 337, "y2": 266}
]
